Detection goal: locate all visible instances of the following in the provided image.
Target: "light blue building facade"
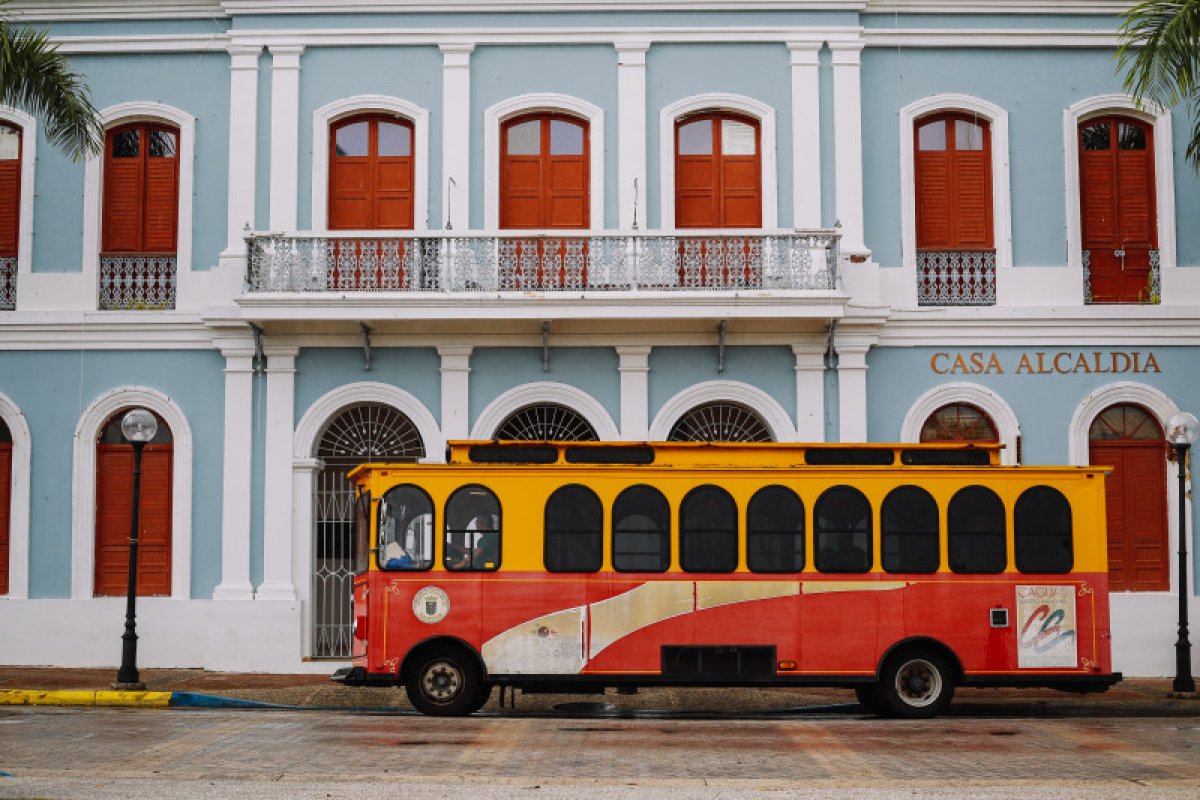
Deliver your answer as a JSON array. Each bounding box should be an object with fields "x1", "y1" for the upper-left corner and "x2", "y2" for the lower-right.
[{"x1": 0, "y1": 0, "x2": 1196, "y2": 676}]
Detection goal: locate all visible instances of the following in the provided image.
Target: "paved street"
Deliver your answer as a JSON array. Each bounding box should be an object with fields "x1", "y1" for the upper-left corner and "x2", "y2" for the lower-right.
[{"x1": 1, "y1": 704, "x2": 1198, "y2": 799}]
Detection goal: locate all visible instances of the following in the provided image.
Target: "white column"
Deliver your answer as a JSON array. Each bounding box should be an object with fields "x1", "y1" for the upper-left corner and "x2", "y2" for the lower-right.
[
  {"x1": 831, "y1": 41, "x2": 867, "y2": 256},
  {"x1": 836, "y1": 339, "x2": 870, "y2": 443},
  {"x1": 440, "y1": 44, "x2": 474, "y2": 230},
  {"x1": 616, "y1": 41, "x2": 649, "y2": 231},
  {"x1": 213, "y1": 345, "x2": 256, "y2": 601},
  {"x1": 792, "y1": 343, "x2": 826, "y2": 442},
  {"x1": 258, "y1": 346, "x2": 298, "y2": 602},
  {"x1": 439, "y1": 345, "x2": 473, "y2": 444},
  {"x1": 789, "y1": 41, "x2": 822, "y2": 230},
  {"x1": 292, "y1": 457, "x2": 321, "y2": 657},
  {"x1": 222, "y1": 45, "x2": 262, "y2": 263},
  {"x1": 617, "y1": 346, "x2": 652, "y2": 440},
  {"x1": 268, "y1": 45, "x2": 303, "y2": 232}
]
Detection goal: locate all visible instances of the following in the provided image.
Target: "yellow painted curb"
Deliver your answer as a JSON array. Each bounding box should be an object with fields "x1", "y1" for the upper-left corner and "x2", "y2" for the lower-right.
[{"x1": 0, "y1": 689, "x2": 172, "y2": 707}]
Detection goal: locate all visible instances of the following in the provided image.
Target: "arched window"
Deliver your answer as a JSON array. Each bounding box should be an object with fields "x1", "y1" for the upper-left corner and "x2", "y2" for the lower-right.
[
  {"x1": 444, "y1": 485, "x2": 501, "y2": 572},
  {"x1": 328, "y1": 114, "x2": 414, "y2": 230},
  {"x1": 881, "y1": 485, "x2": 939, "y2": 574},
  {"x1": 0, "y1": 416, "x2": 10, "y2": 594},
  {"x1": 675, "y1": 112, "x2": 761, "y2": 229},
  {"x1": 680, "y1": 485, "x2": 737, "y2": 573},
  {"x1": 1088, "y1": 403, "x2": 1167, "y2": 590},
  {"x1": 612, "y1": 485, "x2": 670, "y2": 573},
  {"x1": 947, "y1": 485, "x2": 1005, "y2": 574},
  {"x1": 493, "y1": 403, "x2": 598, "y2": 441},
  {"x1": 1079, "y1": 116, "x2": 1157, "y2": 303},
  {"x1": 377, "y1": 484, "x2": 434, "y2": 571},
  {"x1": 94, "y1": 410, "x2": 173, "y2": 596},
  {"x1": 747, "y1": 485, "x2": 804, "y2": 573},
  {"x1": 919, "y1": 403, "x2": 999, "y2": 443},
  {"x1": 814, "y1": 486, "x2": 871, "y2": 573},
  {"x1": 544, "y1": 484, "x2": 602, "y2": 572},
  {"x1": 1015, "y1": 486, "x2": 1073, "y2": 574},
  {"x1": 668, "y1": 401, "x2": 773, "y2": 443},
  {"x1": 0, "y1": 122, "x2": 21, "y2": 311},
  {"x1": 103, "y1": 122, "x2": 180, "y2": 255},
  {"x1": 500, "y1": 112, "x2": 589, "y2": 230}
]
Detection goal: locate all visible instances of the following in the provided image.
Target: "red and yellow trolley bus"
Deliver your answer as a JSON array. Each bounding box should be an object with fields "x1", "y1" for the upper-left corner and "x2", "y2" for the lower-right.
[{"x1": 333, "y1": 441, "x2": 1119, "y2": 718}]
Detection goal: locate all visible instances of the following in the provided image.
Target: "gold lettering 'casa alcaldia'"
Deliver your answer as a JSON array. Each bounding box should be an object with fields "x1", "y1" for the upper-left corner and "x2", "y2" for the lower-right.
[{"x1": 930, "y1": 351, "x2": 1161, "y2": 375}]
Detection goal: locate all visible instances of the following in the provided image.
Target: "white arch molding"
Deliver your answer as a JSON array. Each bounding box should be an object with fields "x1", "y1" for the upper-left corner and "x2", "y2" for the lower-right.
[
  {"x1": 649, "y1": 380, "x2": 796, "y2": 442},
  {"x1": 659, "y1": 93, "x2": 779, "y2": 230},
  {"x1": 70, "y1": 386, "x2": 193, "y2": 600},
  {"x1": 0, "y1": 107, "x2": 37, "y2": 280},
  {"x1": 1063, "y1": 95, "x2": 1175, "y2": 278},
  {"x1": 471, "y1": 383, "x2": 620, "y2": 441},
  {"x1": 310, "y1": 95, "x2": 431, "y2": 232},
  {"x1": 484, "y1": 93, "x2": 606, "y2": 230},
  {"x1": 0, "y1": 391, "x2": 31, "y2": 599},
  {"x1": 900, "y1": 382, "x2": 1021, "y2": 466},
  {"x1": 82, "y1": 102, "x2": 197, "y2": 283},
  {"x1": 1067, "y1": 381, "x2": 1188, "y2": 596}
]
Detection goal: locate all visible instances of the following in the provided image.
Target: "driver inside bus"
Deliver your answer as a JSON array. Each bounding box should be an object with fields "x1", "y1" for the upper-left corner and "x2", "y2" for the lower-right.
[{"x1": 449, "y1": 514, "x2": 499, "y2": 569}]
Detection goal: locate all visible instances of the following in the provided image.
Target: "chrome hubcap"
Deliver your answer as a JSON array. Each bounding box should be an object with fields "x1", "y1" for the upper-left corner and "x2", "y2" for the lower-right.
[{"x1": 895, "y1": 659, "x2": 941, "y2": 708}]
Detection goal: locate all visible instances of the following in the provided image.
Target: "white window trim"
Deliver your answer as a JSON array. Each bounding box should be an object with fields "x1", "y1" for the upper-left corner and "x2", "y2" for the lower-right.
[
  {"x1": 1063, "y1": 95, "x2": 1176, "y2": 275},
  {"x1": 899, "y1": 381, "x2": 1020, "y2": 466},
  {"x1": 471, "y1": 382, "x2": 620, "y2": 440},
  {"x1": 310, "y1": 95, "x2": 431, "y2": 232},
  {"x1": 0, "y1": 391, "x2": 31, "y2": 599},
  {"x1": 1066, "y1": 381, "x2": 1187, "y2": 596},
  {"x1": 899, "y1": 94, "x2": 1012, "y2": 272},
  {"x1": 659, "y1": 93, "x2": 778, "y2": 231},
  {"x1": 649, "y1": 379, "x2": 795, "y2": 442},
  {"x1": 82, "y1": 102, "x2": 196, "y2": 280},
  {"x1": 484, "y1": 93, "x2": 605, "y2": 231},
  {"x1": 70, "y1": 386, "x2": 193, "y2": 600},
  {"x1": 0, "y1": 107, "x2": 37, "y2": 279}
]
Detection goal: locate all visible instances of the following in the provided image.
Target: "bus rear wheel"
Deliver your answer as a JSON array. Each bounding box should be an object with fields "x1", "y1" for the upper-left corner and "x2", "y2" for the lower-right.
[
  {"x1": 405, "y1": 644, "x2": 484, "y2": 717},
  {"x1": 878, "y1": 649, "x2": 954, "y2": 719}
]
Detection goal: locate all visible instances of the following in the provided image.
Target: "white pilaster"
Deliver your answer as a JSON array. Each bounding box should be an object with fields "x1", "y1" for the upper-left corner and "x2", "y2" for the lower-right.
[
  {"x1": 831, "y1": 41, "x2": 867, "y2": 256},
  {"x1": 268, "y1": 45, "x2": 303, "y2": 232},
  {"x1": 616, "y1": 41, "x2": 650, "y2": 231},
  {"x1": 440, "y1": 44, "x2": 474, "y2": 230},
  {"x1": 792, "y1": 343, "x2": 826, "y2": 442},
  {"x1": 223, "y1": 45, "x2": 262, "y2": 263},
  {"x1": 213, "y1": 345, "x2": 256, "y2": 601},
  {"x1": 292, "y1": 457, "x2": 321, "y2": 657},
  {"x1": 438, "y1": 345, "x2": 473, "y2": 442},
  {"x1": 835, "y1": 337, "x2": 871, "y2": 443},
  {"x1": 617, "y1": 345, "x2": 652, "y2": 441},
  {"x1": 788, "y1": 41, "x2": 822, "y2": 230},
  {"x1": 258, "y1": 346, "x2": 299, "y2": 602}
]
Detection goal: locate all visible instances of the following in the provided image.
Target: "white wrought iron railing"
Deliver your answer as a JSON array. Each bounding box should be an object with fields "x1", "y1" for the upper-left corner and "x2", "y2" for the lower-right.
[
  {"x1": 916, "y1": 250, "x2": 996, "y2": 306},
  {"x1": 0, "y1": 256, "x2": 14, "y2": 310},
  {"x1": 99, "y1": 253, "x2": 177, "y2": 310},
  {"x1": 244, "y1": 229, "x2": 841, "y2": 294}
]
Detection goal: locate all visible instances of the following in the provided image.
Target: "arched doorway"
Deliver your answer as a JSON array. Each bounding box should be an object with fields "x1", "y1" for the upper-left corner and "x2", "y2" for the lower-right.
[
  {"x1": 313, "y1": 402, "x2": 425, "y2": 657},
  {"x1": 94, "y1": 410, "x2": 173, "y2": 596},
  {"x1": 0, "y1": 416, "x2": 10, "y2": 595},
  {"x1": 919, "y1": 402, "x2": 999, "y2": 443},
  {"x1": 1088, "y1": 403, "x2": 1168, "y2": 591},
  {"x1": 668, "y1": 401, "x2": 773, "y2": 442},
  {"x1": 493, "y1": 403, "x2": 598, "y2": 441}
]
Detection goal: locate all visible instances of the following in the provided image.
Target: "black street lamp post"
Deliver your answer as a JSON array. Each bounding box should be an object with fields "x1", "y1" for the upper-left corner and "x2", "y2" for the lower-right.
[
  {"x1": 113, "y1": 408, "x2": 158, "y2": 691},
  {"x1": 1167, "y1": 411, "x2": 1198, "y2": 695}
]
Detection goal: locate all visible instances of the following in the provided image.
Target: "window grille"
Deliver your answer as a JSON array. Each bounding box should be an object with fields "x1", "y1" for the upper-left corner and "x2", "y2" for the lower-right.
[
  {"x1": 493, "y1": 403, "x2": 598, "y2": 441},
  {"x1": 668, "y1": 402, "x2": 772, "y2": 442}
]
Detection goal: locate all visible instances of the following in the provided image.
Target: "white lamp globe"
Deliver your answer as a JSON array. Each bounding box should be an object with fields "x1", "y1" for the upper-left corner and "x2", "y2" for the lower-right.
[
  {"x1": 120, "y1": 409, "x2": 158, "y2": 443},
  {"x1": 1167, "y1": 411, "x2": 1199, "y2": 448}
]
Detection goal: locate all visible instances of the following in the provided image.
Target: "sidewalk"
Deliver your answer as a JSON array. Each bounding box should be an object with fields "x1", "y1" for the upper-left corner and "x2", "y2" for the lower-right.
[{"x1": 1, "y1": 667, "x2": 1197, "y2": 716}]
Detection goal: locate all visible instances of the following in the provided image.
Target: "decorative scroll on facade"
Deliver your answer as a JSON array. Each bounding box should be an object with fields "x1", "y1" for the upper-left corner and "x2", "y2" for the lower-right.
[
  {"x1": 916, "y1": 250, "x2": 996, "y2": 306},
  {"x1": 245, "y1": 231, "x2": 840, "y2": 294},
  {"x1": 98, "y1": 254, "x2": 177, "y2": 310},
  {"x1": 0, "y1": 256, "x2": 14, "y2": 310}
]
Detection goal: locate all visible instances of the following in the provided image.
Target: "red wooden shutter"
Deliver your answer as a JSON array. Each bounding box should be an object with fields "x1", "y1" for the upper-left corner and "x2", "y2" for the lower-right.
[
  {"x1": 915, "y1": 114, "x2": 992, "y2": 249},
  {"x1": 0, "y1": 125, "x2": 21, "y2": 257},
  {"x1": 1089, "y1": 441, "x2": 1168, "y2": 592},
  {"x1": 915, "y1": 148, "x2": 951, "y2": 248},
  {"x1": 500, "y1": 114, "x2": 589, "y2": 230},
  {"x1": 675, "y1": 114, "x2": 761, "y2": 229},
  {"x1": 102, "y1": 127, "x2": 145, "y2": 253},
  {"x1": 102, "y1": 124, "x2": 180, "y2": 253},
  {"x1": 94, "y1": 443, "x2": 173, "y2": 596},
  {"x1": 0, "y1": 442, "x2": 10, "y2": 595},
  {"x1": 954, "y1": 149, "x2": 992, "y2": 247},
  {"x1": 546, "y1": 119, "x2": 588, "y2": 229},
  {"x1": 374, "y1": 120, "x2": 414, "y2": 230},
  {"x1": 144, "y1": 129, "x2": 179, "y2": 251},
  {"x1": 1116, "y1": 125, "x2": 1155, "y2": 248}
]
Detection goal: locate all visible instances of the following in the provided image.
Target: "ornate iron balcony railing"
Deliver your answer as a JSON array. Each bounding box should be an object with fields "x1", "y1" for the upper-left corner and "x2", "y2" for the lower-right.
[
  {"x1": 99, "y1": 253, "x2": 177, "y2": 310},
  {"x1": 917, "y1": 249, "x2": 996, "y2": 306},
  {"x1": 244, "y1": 230, "x2": 840, "y2": 295},
  {"x1": 0, "y1": 256, "x2": 14, "y2": 310}
]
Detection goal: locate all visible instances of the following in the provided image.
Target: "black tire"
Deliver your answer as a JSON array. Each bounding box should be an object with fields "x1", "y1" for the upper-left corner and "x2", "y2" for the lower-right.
[
  {"x1": 404, "y1": 644, "x2": 483, "y2": 717},
  {"x1": 465, "y1": 682, "x2": 494, "y2": 714},
  {"x1": 877, "y1": 649, "x2": 955, "y2": 719},
  {"x1": 854, "y1": 684, "x2": 884, "y2": 715}
]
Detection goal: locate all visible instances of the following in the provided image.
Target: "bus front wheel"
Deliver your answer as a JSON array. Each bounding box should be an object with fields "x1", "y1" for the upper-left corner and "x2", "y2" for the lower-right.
[
  {"x1": 405, "y1": 644, "x2": 484, "y2": 717},
  {"x1": 877, "y1": 649, "x2": 954, "y2": 719}
]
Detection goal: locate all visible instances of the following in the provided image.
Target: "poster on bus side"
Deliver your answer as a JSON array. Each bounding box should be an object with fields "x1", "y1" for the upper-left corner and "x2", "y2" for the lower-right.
[{"x1": 1016, "y1": 585, "x2": 1078, "y2": 668}]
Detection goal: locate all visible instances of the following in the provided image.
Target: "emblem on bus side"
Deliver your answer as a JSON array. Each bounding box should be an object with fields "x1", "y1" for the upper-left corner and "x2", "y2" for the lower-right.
[{"x1": 412, "y1": 586, "x2": 450, "y2": 624}]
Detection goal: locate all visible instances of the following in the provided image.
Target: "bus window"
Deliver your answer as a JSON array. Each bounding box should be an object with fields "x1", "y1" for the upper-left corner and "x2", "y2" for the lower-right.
[
  {"x1": 353, "y1": 489, "x2": 372, "y2": 575},
  {"x1": 377, "y1": 485, "x2": 433, "y2": 570},
  {"x1": 444, "y1": 485, "x2": 501, "y2": 571},
  {"x1": 612, "y1": 485, "x2": 670, "y2": 572},
  {"x1": 680, "y1": 485, "x2": 737, "y2": 573},
  {"x1": 815, "y1": 486, "x2": 871, "y2": 573},
  {"x1": 1015, "y1": 486, "x2": 1073, "y2": 574},
  {"x1": 544, "y1": 484, "x2": 603, "y2": 572},
  {"x1": 881, "y1": 486, "x2": 939, "y2": 574},
  {"x1": 747, "y1": 485, "x2": 804, "y2": 572},
  {"x1": 948, "y1": 486, "x2": 1006, "y2": 573}
]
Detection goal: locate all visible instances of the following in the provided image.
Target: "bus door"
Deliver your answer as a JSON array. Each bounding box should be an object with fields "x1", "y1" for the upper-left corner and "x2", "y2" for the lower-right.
[{"x1": 351, "y1": 489, "x2": 371, "y2": 663}]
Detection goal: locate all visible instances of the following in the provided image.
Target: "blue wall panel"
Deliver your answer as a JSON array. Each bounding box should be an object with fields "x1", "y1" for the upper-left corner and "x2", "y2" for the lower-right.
[
  {"x1": 469, "y1": 347, "x2": 620, "y2": 431},
  {"x1": 294, "y1": 347, "x2": 442, "y2": 433},
  {"x1": 648, "y1": 346, "x2": 795, "y2": 430}
]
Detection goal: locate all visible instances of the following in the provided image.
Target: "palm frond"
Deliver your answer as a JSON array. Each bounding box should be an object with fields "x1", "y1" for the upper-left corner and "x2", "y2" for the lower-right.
[{"x1": 0, "y1": 25, "x2": 102, "y2": 161}]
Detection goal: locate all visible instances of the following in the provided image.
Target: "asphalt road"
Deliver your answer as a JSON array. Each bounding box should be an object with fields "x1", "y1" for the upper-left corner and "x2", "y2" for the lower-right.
[{"x1": 1, "y1": 706, "x2": 1198, "y2": 799}]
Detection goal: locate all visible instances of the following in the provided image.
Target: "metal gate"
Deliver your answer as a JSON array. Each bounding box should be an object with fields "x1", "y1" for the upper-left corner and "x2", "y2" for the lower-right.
[{"x1": 312, "y1": 403, "x2": 424, "y2": 658}]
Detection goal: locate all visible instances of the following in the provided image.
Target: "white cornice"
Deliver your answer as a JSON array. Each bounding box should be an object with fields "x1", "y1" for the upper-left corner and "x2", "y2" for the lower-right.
[
  {"x1": 9, "y1": 1, "x2": 223, "y2": 20},
  {"x1": 863, "y1": 1, "x2": 1131, "y2": 13},
  {"x1": 0, "y1": 314, "x2": 214, "y2": 349},
  {"x1": 863, "y1": 28, "x2": 1121, "y2": 47},
  {"x1": 878, "y1": 308, "x2": 1200, "y2": 347},
  {"x1": 221, "y1": 1, "x2": 868, "y2": 14},
  {"x1": 53, "y1": 34, "x2": 231, "y2": 53}
]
